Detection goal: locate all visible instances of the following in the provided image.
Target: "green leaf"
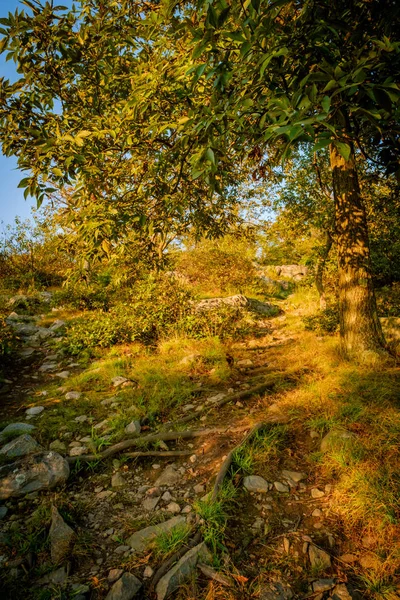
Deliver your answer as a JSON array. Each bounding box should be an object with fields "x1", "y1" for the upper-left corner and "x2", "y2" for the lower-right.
[
  {"x1": 205, "y1": 147, "x2": 215, "y2": 164},
  {"x1": 335, "y1": 141, "x2": 351, "y2": 161},
  {"x1": 313, "y1": 138, "x2": 332, "y2": 152},
  {"x1": 321, "y1": 96, "x2": 331, "y2": 113}
]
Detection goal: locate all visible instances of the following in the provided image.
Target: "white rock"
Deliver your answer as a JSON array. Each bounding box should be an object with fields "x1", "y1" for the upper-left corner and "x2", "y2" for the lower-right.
[
  {"x1": 65, "y1": 391, "x2": 81, "y2": 400},
  {"x1": 25, "y1": 406, "x2": 44, "y2": 417}
]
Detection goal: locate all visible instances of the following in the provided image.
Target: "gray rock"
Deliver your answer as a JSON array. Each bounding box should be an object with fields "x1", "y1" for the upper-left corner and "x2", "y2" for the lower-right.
[
  {"x1": 331, "y1": 584, "x2": 353, "y2": 600},
  {"x1": 312, "y1": 579, "x2": 335, "y2": 593},
  {"x1": 50, "y1": 320, "x2": 65, "y2": 331},
  {"x1": 112, "y1": 472, "x2": 126, "y2": 488},
  {"x1": 125, "y1": 421, "x2": 141, "y2": 436},
  {"x1": 154, "y1": 465, "x2": 180, "y2": 487},
  {"x1": 260, "y1": 581, "x2": 293, "y2": 600},
  {"x1": 71, "y1": 583, "x2": 90, "y2": 594},
  {"x1": 0, "y1": 506, "x2": 8, "y2": 519},
  {"x1": 108, "y1": 568, "x2": 124, "y2": 583},
  {"x1": 49, "y1": 440, "x2": 67, "y2": 454},
  {"x1": 308, "y1": 545, "x2": 331, "y2": 570},
  {"x1": 243, "y1": 475, "x2": 270, "y2": 493},
  {"x1": 75, "y1": 415, "x2": 88, "y2": 423},
  {"x1": 274, "y1": 481, "x2": 290, "y2": 493},
  {"x1": 320, "y1": 429, "x2": 356, "y2": 453},
  {"x1": 143, "y1": 496, "x2": 160, "y2": 511},
  {"x1": 49, "y1": 505, "x2": 75, "y2": 564},
  {"x1": 39, "y1": 362, "x2": 58, "y2": 372},
  {"x1": 65, "y1": 391, "x2": 82, "y2": 400},
  {"x1": 56, "y1": 371, "x2": 70, "y2": 379},
  {"x1": 311, "y1": 488, "x2": 325, "y2": 499},
  {"x1": 281, "y1": 470, "x2": 307, "y2": 483},
  {"x1": 0, "y1": 451, "x2": 70, "y2": 500},
  {"x1": 69, "y1": 446, "x2": 87, "y2": 457},
  {"x1": 156, "y1": 542, "x2": 211, "y2": 600},
  {"x1": 39, "y1": 565, "x2": 68, "y2": 585},
  {"x1": 112, "y1": 376, "x2": 129, "y2": 387},
  {"x1": 0, "y1": 423, "x2": 34, "y2": 444},
  {"x1": 105, "y1": 572, "x2": 142, "y2": 600},
  {"x1": 0, "y1": 434, "x2": 42, "y2": 459},
  {"x1": 197, "y1": 563, "x2": 234, "y2": 587},
  {"x1": 25, "y1": 406, "x2": 44, "y2": 417},
  {"x1": 127, "y1": 516, "x2": 186, "y2": 552},
  {"x1": 166, "y1": 502, "x2": 181, "y2": 514}
]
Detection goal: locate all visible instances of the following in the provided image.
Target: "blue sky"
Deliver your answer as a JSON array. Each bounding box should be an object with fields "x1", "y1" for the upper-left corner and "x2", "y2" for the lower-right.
[{"x1": 0, "y1": 0, "x2": 73, "y2": 225}]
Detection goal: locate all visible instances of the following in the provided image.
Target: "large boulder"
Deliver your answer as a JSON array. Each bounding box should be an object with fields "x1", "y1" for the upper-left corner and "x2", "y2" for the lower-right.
[
  {"x1": 0, "y1": 452, "x2": 70, "y2": 500},
  {"x1": 275, "y1": 265, "x2": 309, "y2": 281},
  {"x1": 0, "y1": 434, "x2": 42, "y2": 459},
  {"x1": 0, "y1": 423, "x2": 35, "y2": 444}
]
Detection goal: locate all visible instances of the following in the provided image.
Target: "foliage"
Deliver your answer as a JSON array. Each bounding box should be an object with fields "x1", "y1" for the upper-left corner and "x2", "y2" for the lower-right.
[
  {"x1": 376, "y1": 284, "x2": 400, "y2": 318},
  {"x1": 152, "y1": 523, "x2": 192, "y2": 559},
  {"x1": 52, "y1": 283, "x2": 110, "y2": 312},
  {"x1": 0, "y1": 315, "x2": 17, "y2": 361},
  {"x1": 303, "y1": 306, "x2": 340, "y2": 334}
]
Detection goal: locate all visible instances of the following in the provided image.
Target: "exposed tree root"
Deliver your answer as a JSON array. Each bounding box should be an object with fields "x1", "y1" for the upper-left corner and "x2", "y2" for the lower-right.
[{"x1": 66, "y1": 425, "x2": 252, "y2": 463}]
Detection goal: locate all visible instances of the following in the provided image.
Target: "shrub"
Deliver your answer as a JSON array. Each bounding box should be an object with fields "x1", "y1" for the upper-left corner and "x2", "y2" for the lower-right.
[
  {"x1": 376, "y1": 283, "x2": 400, "y2": 317},
  {"x1": 303, "y1": 306, "x2": 340, "y2": 334},
  {"x1": 177, "y1": 305, "x2": 251, "y2": 340},
  {"x1": 52, "y1": 283, "x2": 110, "y2": 311},
  {"x1": 0, "y1": 317, "x2": 17, "y2": 360}
]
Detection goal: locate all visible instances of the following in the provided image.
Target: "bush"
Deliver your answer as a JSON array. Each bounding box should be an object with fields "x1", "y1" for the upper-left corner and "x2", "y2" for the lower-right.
[
  {"x1": 376, "y1": 283, "x2": 400, "y2": 317},
  {"x1": 177, "y1": 305, "x2": 252, "y2": 340},
  {"x1": 303, "y1": 306, "x2": 340, "y2": 334},
  {"x1": 52, "y1": 283, "x2": 110, "y2": 311}
]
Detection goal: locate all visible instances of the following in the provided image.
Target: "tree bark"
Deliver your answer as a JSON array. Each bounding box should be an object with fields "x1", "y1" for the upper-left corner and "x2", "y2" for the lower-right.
[
  {"x1": 315, "y1": 230, "x2": 333, "y2": 310},
  {"x1": 330, "y1": 142, "x2": 385, "y2": 356}
]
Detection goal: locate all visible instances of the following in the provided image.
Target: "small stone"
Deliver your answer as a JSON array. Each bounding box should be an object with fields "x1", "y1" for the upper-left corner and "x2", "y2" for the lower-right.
[
  {"x1": 166, "y1": 502, "x2": 181, "y2": 514},
  {"x1": 115, "y1": 545, "x2": 131, "y2": 554},
  {"x1": 49, "y1": 505, "x2": 75, "y2": 564},
  {"x1": 154, "y1": 465, "x2": 180, "y2": 487},
  {"x1": 105, "y1": 572, "x2": 142, "y2": 600},
  {"x1": 237, "y1": 359, "x2": 253, "y2": 367},
  {"x1": 182, "y1": 404, "x2": 195, "y2": 412},
  {"x1": 181, "y1": 505, "x2": 192, "y2": 514},
  {"x1": 312, "y1": 579, "x2": 335, "y2": 593},
  {"x1": 339, "y1": 553, "x2": 357, "y2": 564},
  {"x1": 331, "y1": 584, "x2": 353, "y2": 600},
  {"x1": 127, "y1": 516, "x2": 186, "y2": 552},
  {"x1": 243, "y1": 475, "x2": 269, "y2": 493},
  {"x1": 312, "y1": 509, "x2": 322, "y2": 518},
  {"x1": 111, "y1": 376, "x2": 129, "y2": 387},
  {"x1": 274, "y1": 481, "x2": 290, "y2": 493},
  {"x1": 193, "y1": 484, "x2": 205, "y2": 495},
  {"x1": 69, "y1": 446, "x2": 87, "y2": 457},
  {"x1": 143, "y1": 496, "x2": 160, "y2": 511},
  {"x1": 311, "y1": 488, "x2": 325, "y2": 499},
  {"x1": 56, "y1": 371, "x2": 70, "y2": 379},
  {"x1": 49, "y1": 440, "x2": 67, "y2": 454},
  {"x1": 25, "y1": 406, "x2": 44, "y2": 417},
  {"x1": 189, "y1": 455, "x2": 197, "y2": 464},
  {"x1": 97, "y1": 490, "x2": 113, "y2": 500},
  {"x1": 281, "y1": 470, "x2": 307, "y2": 483},
  {"x1": 108, "y1": 568, "x2": 123, "y2": 583},
  {"x1": 162, "y1": 491, "x2": 172, "y2": 502},
  {"x1": 359, "y1": 553, "x2": 381, "y2": 569},
  {"x1": 75, "y1": 415, "x2": 88, "y2": 423},
  {"x1": 308, "y1": 545, "x2": 331, "y2": 570},
  {"x1": 152, "y1": 464, "x2": 161, "y2": 470},
  {"x1": 144, "y1": 566, "x2": 154, "y2": 578},
  {"x1": 112, "y1": 472, "x2": 126, "y2": 488},
  {"x1": 125, "y1": 421, "x2": 141, "y2": 436},
  {"x1": 65, "y1": 391, "x2": 82, "y2": 400}
]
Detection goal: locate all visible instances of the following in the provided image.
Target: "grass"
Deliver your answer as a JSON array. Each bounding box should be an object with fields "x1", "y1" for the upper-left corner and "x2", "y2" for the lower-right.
[{"x1": 152, "y1": 523, "x2": 192, "y2": 559}]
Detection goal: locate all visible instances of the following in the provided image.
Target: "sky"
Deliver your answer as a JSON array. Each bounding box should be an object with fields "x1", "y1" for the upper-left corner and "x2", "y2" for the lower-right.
[{"x1": 0, "y1": 0, "x2": 73, "y2": 226}]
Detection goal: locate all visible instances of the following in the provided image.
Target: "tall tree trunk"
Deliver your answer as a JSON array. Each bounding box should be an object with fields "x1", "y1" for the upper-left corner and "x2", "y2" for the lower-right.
[
  {"x1": 315, "y1": 230, "x2": 333, "y2": 310},
  {"x1": 330, "y1": 143, "x2": 385, "y2": 356}
]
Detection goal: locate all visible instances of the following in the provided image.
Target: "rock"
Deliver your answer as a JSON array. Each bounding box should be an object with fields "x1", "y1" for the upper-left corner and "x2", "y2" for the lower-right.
[
  {"x1": 50, "y1": 320, "x2": 65, "y2": 331},
  {"x1": 339, "y1": 553, "x2": 357, "y2": 564},
  {"x1": 144, "y1": 566, "x2": 154, "y2": 578},
  {"x1": 308, "y1": 545, "x2": 331, "y2": 570},
  {"x1": 0, "y1": 506, "x2": 8, "y2": 519},
  {"x1": 312, "y1": 579, "x2": 335, "y2": 593},
  {"x1": 281, "y1": 470, "x2": 307, "y2": 483},
  {"x1": 154, "y1": 465, "x2": 180, "y2": 487},
  {"x1": 56, "y1": 371, "x2": 70, "y2": 379},
  {"x1": 39, "y1": 362, "x2": 58, "y2": 372},
  {"x1": 260, "y1": 581, "x2": 293, "y2": 600},
  {"x1": 105, "y1": 572, "x2": 142, "y2": 600},
  {"x1": 243, "y1": 475, "x2": 270, "y2": 493},
  {"x1": 197, "y1": 563, "x2": 234, "y2": 587},
  {"x1": 49, "y1": 505, "x2": 75, "y2": 564},
  {"x1": 39, "y1": 565, "x2": 68, "y2": 585},
  {"x1": 75, "y1": 415, "x2": 88, "y2": 423},
  {"x1": 274, "y1": 481, "x2": 289, "y2": 493},
  {"x1": 0, "y1": 434, "x2": 42, "y2": 459},
  {"x1": 166, "y1": 502, "x2": 181, "y2": 514},
  {"x1": 125, "y1": 421, "x2": 141, "y2": 436},
  {"x1": 0, "y1": 451, "x2": 70, "y2": 500},
  {"x1": 71, "y1": 583, "x2": 90, "y2": 595},
  {"x1": 143, "y1": 496, "x2": 160, "y2": 511},
  {"x1": 311, "y1": 488, "x2": 325, "y2": 499},
  {"x1": 69, "y1": 446, "x2": 87, "y2": 457},
  {"x1": 65, "y1": 391, "x2": 82, "y2": 400},
  {"x1": 25, "y1": 406, "x2": 44, "y2": 417},
  {"x1": 194, "y1": 484, "x2": 205, "y2": 495},
  {"x1": 115, "y1": 545, "x2": 131, "y2": 554},
  {"x1": 312, "y1": 509, "x2": 322, "y2": 518},
  {"x1": 127, "y1": 516, "x2": 186, "y2": 552},
  {"x1": 162, "y1": 491, "x2": 173, "y2": 502},
  {"x1": 320, "y1": 429, "x2": 356, "y2": 453},
  {"x1": 331, "y1": 584, "x2": 353, "y2": 600},
  {"x1": 49, "y1": 440, "x2": 67, "y2": 454},
  {"x1": 0, "y1": 423, "x2": 36, "y2": 444},
  {"x1": 237, "y1": 359, "x2": 253, "y2": 368},
  {"x1": 112, "y1": 376, "x2": 129, "y2": 388},
  {"x1": 156, "y1": 542, "x2": 211, "y2": 600},
  {"x1": 108, "y1": 568, "x2": 124, "y2": 583},
  {"x1": 274, "y1": 264, "x2": 309, "y2": 280},
  {"x1": 112, "y1": 472, "x2": 126, "y2": 488}
]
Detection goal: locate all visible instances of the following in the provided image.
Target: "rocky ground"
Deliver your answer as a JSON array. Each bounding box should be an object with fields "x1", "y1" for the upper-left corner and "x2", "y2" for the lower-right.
[{"x1": 0, "y1": 293, "x2": 391, "y2": 600}]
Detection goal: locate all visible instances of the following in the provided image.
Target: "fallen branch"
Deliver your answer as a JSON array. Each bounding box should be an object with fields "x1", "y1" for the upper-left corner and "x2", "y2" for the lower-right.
[
  {"x1": 66, "y1": 424, "x2": 252, "y2": 463},
  {"x1": 168, "y1": 374, "x2": 284, "y2": 428},
  {"x1": 123, "y1": 450, "x2": 192, "y2": 459}
]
